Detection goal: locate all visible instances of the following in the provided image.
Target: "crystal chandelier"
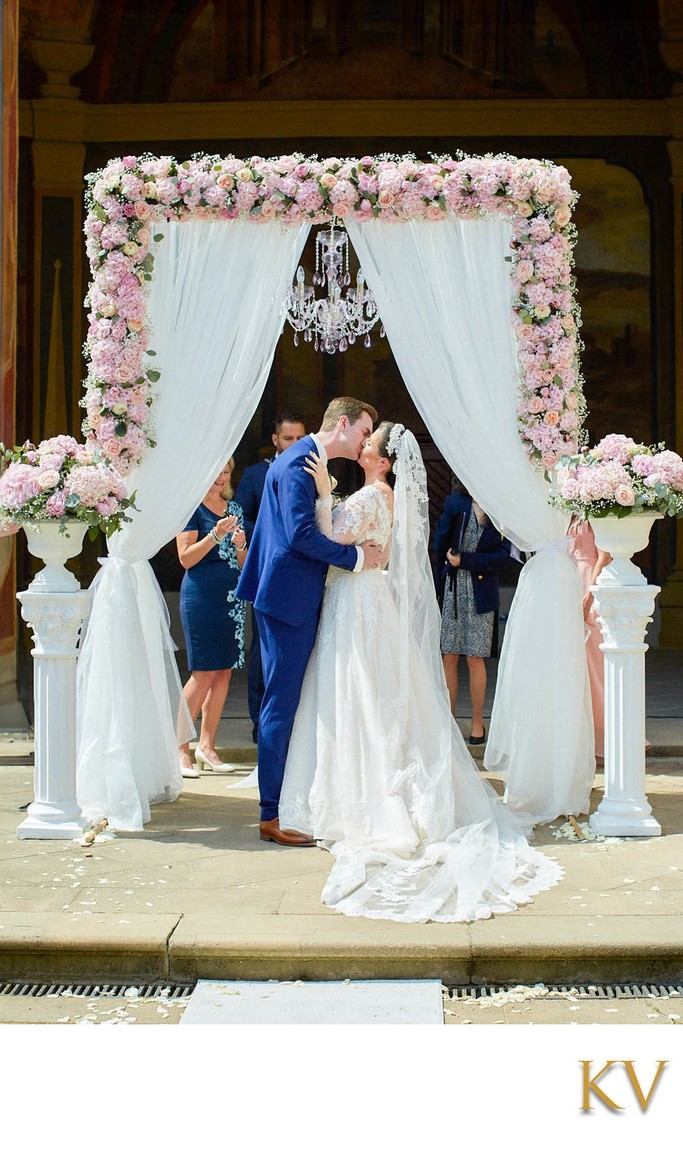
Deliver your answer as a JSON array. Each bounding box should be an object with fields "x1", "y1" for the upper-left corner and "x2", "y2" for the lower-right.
[{"x1": 284, "y1": 222, "x2": 385, "y2": 354}]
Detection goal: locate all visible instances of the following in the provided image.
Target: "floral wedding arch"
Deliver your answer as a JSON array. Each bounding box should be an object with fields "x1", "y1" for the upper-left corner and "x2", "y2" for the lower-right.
[
  {"x1": 83, "y1": 151, "x2": 586, "y2": 476},
  {"x1": 75, "y1": 151, "x2": 596, "y2": 831}
]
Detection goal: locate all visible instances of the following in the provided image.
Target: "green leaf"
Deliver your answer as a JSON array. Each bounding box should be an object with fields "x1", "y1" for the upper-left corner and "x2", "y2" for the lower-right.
[{"x1": 146, "y1": 369, "x2": 161, "y2": 383}]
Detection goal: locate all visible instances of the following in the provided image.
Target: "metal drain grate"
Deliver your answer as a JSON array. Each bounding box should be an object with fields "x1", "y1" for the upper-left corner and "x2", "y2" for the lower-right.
[
  {"x1": 445, "y1": 983, "x2": 683, "y2": 1000},
  {"x1": 0, "y1": 981, "x2": 195, "y2": 999}
]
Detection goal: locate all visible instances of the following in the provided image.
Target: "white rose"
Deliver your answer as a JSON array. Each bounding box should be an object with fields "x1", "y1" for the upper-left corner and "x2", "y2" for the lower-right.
[{"x1": 37, "y1": 469, "x2": 60, "y2": 490}]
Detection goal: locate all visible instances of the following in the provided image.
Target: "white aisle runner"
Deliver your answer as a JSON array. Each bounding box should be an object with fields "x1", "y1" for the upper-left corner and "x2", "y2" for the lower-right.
[{"x1": 179, "y1": 979, "x2": 444, "y2": 1024}]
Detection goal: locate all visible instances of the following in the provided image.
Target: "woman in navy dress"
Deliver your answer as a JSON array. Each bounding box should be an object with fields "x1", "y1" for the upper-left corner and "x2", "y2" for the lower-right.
[
  {"x1": 176, "y1": 458, "x2": 247, "y2": 778},
  {"x1": 432, "y1": 482, "x2": 511, "y2": 747}
]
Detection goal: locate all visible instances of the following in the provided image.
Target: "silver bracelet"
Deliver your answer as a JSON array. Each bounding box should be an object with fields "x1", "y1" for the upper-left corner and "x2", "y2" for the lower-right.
[
  {"x1": 236, "y1": 541, "x2": 247, "y2": 552},
  {"x1": 209, "y1": 528, "x2": 220, "y2": 544}
]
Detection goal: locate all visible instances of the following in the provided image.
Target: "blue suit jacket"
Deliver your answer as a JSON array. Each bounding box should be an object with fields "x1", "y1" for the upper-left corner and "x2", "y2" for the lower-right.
[
  {"x1": 236, "y1": 435, "x2": 359, "y2": 626},
  {"x1": 234, "y1": 458, "x2": 269, "y2": 543}
]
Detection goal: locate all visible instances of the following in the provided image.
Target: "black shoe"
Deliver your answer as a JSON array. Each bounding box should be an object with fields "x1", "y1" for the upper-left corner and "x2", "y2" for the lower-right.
[{"x1": 469, "y1": 727, "x2": 486, "y2": 746}]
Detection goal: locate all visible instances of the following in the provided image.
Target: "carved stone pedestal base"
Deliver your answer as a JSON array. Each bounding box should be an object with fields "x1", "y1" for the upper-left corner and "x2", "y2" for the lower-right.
[
  {"x1": 589, "y1": 581, "x2": 661, "y2": 839},
  {"x1": 16, "y1": 588, "x2": 91, "y2": 840}
]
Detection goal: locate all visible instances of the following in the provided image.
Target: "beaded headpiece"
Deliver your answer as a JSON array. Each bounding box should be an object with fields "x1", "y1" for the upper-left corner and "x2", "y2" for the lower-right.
[{"x1": 386, "y1": 423, "x2": 405, "y2": 458}]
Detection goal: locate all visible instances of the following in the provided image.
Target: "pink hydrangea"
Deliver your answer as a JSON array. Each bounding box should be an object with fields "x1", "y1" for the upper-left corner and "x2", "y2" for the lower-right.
[
  {"x1": 593, "y1": 434, "x2": 642, "y2": 464},
  {"x1": 0, "y1": 463, "x2": 41, "y2": 508}
]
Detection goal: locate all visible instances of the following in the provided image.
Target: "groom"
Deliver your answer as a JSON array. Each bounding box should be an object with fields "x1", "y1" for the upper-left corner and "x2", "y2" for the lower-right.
[{"x1": 237, "y1": 396, "x2": 380, "y2": 846}]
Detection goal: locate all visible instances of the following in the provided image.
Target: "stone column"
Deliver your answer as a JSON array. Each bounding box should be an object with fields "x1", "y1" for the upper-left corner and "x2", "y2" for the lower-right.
[
  {"x1": 25, "y1": 34, "x2": 93, "y2": 445},
  {"x1": 590, "y1": 581, "x2": 661, "y2": 837},
  {"x1": 16, "y1": 587, "x2": 91, "y2": 838}
]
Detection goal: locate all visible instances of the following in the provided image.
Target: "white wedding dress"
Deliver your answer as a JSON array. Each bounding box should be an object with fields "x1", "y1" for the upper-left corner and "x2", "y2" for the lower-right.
[{"x1": 280, "y1": 433, "x2": 563, "y2": 924}]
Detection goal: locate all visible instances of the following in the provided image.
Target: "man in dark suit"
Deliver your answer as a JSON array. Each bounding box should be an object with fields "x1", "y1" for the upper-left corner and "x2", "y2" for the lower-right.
[
  {"x1": 236, "y1": 413, "x2": 307, "y2": 544},
  {"x1": 236, "y1": 397, "x2": 380, "y2": 846},
  {"x1": 235, "y1": 413, "x2": 307, "y2": 742}
]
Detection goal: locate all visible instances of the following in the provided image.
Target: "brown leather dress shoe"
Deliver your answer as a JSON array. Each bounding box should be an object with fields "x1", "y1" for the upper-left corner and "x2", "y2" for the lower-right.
[{"x1": 259, "y1": 817, "x2": 315, "y2": 846}]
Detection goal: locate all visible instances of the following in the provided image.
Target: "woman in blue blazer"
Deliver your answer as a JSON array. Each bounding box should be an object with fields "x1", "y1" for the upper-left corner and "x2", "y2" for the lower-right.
[{"x1": 432, "y1": 485, "x2": 511, "y2": 746}]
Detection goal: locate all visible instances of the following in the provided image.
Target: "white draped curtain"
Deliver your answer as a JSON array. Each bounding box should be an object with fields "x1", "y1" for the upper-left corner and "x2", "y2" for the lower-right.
[
  {"x1": 77, "y1": 211, "x2": 593, "y2": 831},
  {"x1": 348, "y1": 215, "x2": 595, "y2": 822},
  {"x1": 76, "y1": 218, "x2": 309, "y2": 830}
]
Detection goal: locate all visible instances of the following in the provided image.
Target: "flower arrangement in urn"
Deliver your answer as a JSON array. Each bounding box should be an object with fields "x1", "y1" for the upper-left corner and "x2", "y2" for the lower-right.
[
  {"x1": 0, "y1": 435, "x2": 136, "y2": 538},
  {"x1": 550, "y1": 434, "x2": 683, "y2": 519}
]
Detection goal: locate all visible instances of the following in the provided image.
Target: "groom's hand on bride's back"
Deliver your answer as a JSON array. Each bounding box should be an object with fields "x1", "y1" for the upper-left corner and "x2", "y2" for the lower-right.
[{"x1": 360, "y1": 541, "x2": 382, "y2": 568}]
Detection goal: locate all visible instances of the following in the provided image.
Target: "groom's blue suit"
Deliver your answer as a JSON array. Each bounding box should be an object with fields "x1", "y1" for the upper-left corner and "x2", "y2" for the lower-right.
[{"x1": 236, "y1": 435, "x2": 360, "y2": 821}]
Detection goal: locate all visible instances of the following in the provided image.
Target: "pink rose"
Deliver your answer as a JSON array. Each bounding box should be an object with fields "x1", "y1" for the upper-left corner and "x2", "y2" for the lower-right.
[
  {"x1": 377, "y1": 190, "x2": 395, "y2": 207},
  {"x1": 134, "y1": 201, "x2": 151, "y2": 220},
  {"x1": 554, "y1": 206, "x2": 571, "y2": 228},
  {"x1": 543, "y1": 411, "x2": 560, "y2": 426},
  {"x1": 615, "y1": 484, "x2": 635, "y2": 507},
  {"x1": 37, "y1": 469, "x2": 61, "y2": 490},
  {"x1": 100, "y1": 438, "x2": 122, "y2": 457}
]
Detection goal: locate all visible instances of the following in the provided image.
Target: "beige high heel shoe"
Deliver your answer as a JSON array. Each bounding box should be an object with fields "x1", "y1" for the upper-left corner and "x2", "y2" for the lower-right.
[
  {"x1": 195, "y1": 747, "x2": 237, "y2": 773},
  {"x1": 179, "y1": 750, "x2": 199, "y2": 779}
]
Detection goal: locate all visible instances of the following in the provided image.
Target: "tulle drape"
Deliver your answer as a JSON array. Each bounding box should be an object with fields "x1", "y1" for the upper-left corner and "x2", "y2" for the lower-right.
[
  {"x1": 347, "y1": 215, "x2": 594, "y2": 823},
  {"x1": 77, "y1": 218, "x2": 309, "y2": 830}
]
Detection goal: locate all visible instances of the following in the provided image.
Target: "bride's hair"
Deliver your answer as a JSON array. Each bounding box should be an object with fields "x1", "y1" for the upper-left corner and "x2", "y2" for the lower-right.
[{"x1": 376, "y1": 421, "x2": 399, "y2": 488}]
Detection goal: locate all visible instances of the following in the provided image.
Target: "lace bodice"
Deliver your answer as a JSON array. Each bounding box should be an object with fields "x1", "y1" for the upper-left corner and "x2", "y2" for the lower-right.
[
  {"x1": 316, "y1": 484, "x2": 392, "y2": 558},
  {"x1": 334, "y1": 485, "x2": 392, "y2": 546}
]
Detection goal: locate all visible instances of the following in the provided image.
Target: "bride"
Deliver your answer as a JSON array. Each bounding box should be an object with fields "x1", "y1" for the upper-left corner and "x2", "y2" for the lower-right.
[{"x1": 279, "y1": 421, "x2": 563, "y2": 924}]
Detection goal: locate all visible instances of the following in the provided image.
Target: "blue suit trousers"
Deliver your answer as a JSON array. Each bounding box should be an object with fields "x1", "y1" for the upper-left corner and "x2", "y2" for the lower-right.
[
  {"x1": 247, "y1": 606, "x2": 264, "y2": 739},
  {"x1": 255, "y1": 607, "x2": 319, "y2": 822}
]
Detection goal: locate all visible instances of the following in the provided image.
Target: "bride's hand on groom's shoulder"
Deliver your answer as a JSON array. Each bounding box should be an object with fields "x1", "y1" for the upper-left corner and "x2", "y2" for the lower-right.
[{"x1": 303, "y1": 452, "x2": 332, "y2": 499}]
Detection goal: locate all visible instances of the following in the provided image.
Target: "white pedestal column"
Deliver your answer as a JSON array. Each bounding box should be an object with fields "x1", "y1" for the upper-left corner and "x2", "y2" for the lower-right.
[
  {"x1": 16, "y1": 588, "x2": 92, "y2": 838},
  {"x1": 589, "y1": 580, "x2": 661, "y2": 838}
]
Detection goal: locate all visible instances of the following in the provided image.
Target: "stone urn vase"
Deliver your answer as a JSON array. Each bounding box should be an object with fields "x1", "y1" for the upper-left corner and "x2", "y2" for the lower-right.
[
  {"x1": 23, "y1": 521, "x2": 88, "y2": 593},
  {"x1": 588, "y1": 511, "x2": 663, "y2": 586}
]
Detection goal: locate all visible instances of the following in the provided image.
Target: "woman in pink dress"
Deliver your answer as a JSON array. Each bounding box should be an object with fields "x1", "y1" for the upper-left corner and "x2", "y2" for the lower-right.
[{"x1": 567, "y1": 518, "x2": 611, "y2": 759}]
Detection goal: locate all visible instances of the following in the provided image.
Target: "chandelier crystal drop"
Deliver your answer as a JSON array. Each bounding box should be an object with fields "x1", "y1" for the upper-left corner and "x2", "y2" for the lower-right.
[{"x1": 284, "y1": 223, "x2": 385, "y2": 354}]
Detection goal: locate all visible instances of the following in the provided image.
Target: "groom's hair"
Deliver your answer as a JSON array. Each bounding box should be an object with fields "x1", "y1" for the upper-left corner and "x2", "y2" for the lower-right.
[{"x1": 321, "y1": 396, "x2": 378, "y2": 431}]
